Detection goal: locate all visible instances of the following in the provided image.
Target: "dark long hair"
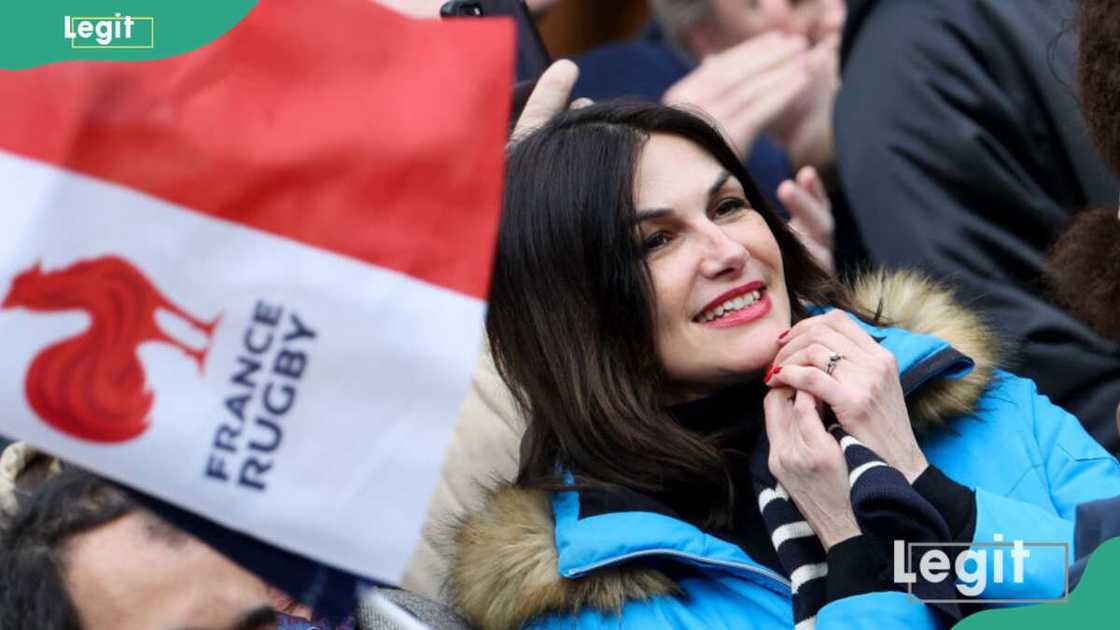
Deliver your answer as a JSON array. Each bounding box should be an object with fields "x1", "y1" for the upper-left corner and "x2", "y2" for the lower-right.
[{"x1": 487, "y1": 102, "x2": 855, "y2": 526}]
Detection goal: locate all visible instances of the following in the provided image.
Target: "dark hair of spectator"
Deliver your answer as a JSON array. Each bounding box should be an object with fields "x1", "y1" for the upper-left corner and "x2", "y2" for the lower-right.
[
  {"x1": 0, "y1": 469, "x2": 136, "y2": 630},
  {"x1": 1078, "y1": 0, "x2": 1120, "y2": 174},
  {"x1": 486, "y1": 101, "x2": 858, "y2": 527},
  {"x1": 1049, "y1": 207, "x2": 1120, "y2": 340},
  {"x1": 1047, "y1": 0, "x2": 1120, "y2": 341}
]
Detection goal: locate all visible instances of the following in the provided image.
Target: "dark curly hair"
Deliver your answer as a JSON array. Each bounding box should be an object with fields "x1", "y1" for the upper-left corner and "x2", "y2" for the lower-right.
[
  {"x1": 1048, "y1": 0, "x2": 1120, "y2": 342},
  {"x1": 1078, "y1": 0, "x2": 1120, "y2": 175}
]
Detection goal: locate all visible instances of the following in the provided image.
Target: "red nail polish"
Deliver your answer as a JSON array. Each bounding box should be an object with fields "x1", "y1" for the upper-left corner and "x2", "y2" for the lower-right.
[
  {"x1": 764, "y1": 365, "x2": 775, "y2": 383},
  {"x1": 773, "y1": 366, "x2": 783, "y2": 377},
  {"x1": 778, "y1": 329, "x2": 790, "y2": 341}
]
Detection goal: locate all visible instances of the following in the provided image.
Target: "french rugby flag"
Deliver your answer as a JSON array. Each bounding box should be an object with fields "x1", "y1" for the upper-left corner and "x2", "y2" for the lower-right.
[{"x1": 0, "y1": 0, "x2": 512, "y2": 617}]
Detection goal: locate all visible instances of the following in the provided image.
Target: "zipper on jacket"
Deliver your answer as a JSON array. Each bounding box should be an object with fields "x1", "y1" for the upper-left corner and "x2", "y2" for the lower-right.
[{"x1": 566, "y1": 548, "x2": 792, "y2": 593}]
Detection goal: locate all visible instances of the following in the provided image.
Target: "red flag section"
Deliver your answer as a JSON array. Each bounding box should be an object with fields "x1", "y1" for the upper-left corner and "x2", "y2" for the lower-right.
[{"x1": 0, "y1": 0, "x2": 513, "y2": 300}]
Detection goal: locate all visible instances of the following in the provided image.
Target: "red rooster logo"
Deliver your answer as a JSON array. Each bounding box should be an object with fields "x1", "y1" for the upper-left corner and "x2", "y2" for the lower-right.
[{"x1": 1, "y1": 256, "x2": 221, "y2": 443}]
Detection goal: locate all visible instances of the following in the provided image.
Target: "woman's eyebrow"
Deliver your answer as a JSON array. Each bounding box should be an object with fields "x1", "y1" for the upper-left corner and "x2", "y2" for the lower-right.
[
  {"x1": 634, "y1": 171, "x2": 734, "y2": 225},
  {"x1": 708, "y1": 171, "x2": 732, "y2": 199},
  {"x1": 633, "y1": 208, "x2": 673, "y2": 224}
]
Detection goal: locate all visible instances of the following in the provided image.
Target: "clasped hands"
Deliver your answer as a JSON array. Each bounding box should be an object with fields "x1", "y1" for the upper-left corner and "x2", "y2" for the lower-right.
[{"x1": 763, "y1": 310, "x2": 929, "y2": 550}]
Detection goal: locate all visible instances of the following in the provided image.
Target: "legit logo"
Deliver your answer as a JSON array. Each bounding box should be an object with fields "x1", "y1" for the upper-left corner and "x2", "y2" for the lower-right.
[{"x1": 64, "y1": 14, "x2": 154, "y2": 48}]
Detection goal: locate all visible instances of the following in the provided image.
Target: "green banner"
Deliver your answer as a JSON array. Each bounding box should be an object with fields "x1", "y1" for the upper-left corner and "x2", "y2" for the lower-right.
[
  {"x1": 956, "y1": 537, "x2": 1120, "y2": 628},
  {"x1": 1, "y1": 1, "x2": 258, "y2": 69}
]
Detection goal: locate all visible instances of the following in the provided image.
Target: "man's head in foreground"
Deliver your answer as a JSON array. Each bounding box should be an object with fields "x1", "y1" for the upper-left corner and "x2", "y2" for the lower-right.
[{"x1": 0, "y1": 469, "x2": 293, "y2": 630}]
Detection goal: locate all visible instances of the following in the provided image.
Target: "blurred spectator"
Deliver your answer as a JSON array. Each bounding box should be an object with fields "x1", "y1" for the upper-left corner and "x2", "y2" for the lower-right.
[
  {"x1": 653, "y1": 0, "x2": 842, "y2": 170},
  {"x1": 1054, "y1": 0, "x2": 1120, "y2": 586},
  {"x1": 0, "y1": 467, "x2": 304, "y2": 629},
  {"x1": 0, "y1": 459, "x2": 469, "y2": 629},
  {"x1": 834, "y1": 0, "x2": 1120, "y2": 449}
]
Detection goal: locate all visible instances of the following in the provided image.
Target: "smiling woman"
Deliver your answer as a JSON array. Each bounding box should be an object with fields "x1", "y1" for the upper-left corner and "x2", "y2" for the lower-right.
[
  {"x1": 635, "y1": 133, "x2": 793, "y2": 396},
  {"x1": 485, "y1": 102, "x2": 854, "y2": 517},
  {"x1": 449, "y1": 99, "x2": 1120, "y2": 630}
]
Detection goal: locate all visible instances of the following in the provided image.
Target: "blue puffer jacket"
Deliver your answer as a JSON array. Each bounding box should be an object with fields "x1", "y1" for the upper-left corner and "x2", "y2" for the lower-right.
[{"x1": 449, "y1": 272, "x2": 1120, "y2": 629}]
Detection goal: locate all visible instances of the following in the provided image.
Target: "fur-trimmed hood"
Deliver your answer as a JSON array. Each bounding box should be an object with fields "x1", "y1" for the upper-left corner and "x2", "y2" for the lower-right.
[{"x1": 449, "y1": 270, "x2": 1000, "y2": 630}]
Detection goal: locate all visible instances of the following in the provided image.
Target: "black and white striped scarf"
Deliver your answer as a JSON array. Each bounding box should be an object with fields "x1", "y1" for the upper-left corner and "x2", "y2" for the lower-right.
[{"x1": 750, "y1": 423, "x2": 958, "y2": 628}]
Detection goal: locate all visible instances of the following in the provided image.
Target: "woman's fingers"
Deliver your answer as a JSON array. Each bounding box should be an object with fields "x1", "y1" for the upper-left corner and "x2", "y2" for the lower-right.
[
  {"x1": 775, "y1": 342, "x2": 856, "y2": 380},
  {"x1": 792, "y1": 390, "x2": 828, "y2": 448},
  {"x1": 824, "y1": 308, "x2": 886, "y2": 355},
  {"x1": 511, "y1": 59, "x2": 579, "y2": 142},
  {"x1": 766, "y1": 389, "x2": 861, "y2": 550},
  {"x1": 772, "y1": 313, "x2": 925, "y2": 482},
  {"x1": 765, "y1": 364, "x2": 848, "y2": 409},
  {"x1": 777, "y1": 310, "x2": 882, "y2": 357},
  {"x1": 772, "y1": 319, "x2": 865, "y2": 370},
  {"x1": 763, "y1": 386, "x2": 796, "y2": 445}
]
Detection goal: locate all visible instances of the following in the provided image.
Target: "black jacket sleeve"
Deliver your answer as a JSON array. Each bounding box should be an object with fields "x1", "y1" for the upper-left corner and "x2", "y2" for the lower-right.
[
  {"x1": 913, "y1": 465, "x2": 976, "y2": 542},
  {"x1": 835, "y1": 0, "x2": 1120, "y2": 449},
  {"x1": 825, "y1": 534, "x2": 892, "y2": 603}
]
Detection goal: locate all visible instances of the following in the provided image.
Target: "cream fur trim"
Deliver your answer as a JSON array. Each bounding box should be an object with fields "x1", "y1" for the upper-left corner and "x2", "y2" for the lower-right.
[
  {"x1": 849, "y1": 269, "x2": 999, "y2": 435},
  {"x1": 448, "y1": 484, "x2": 677, "y2": 630}
]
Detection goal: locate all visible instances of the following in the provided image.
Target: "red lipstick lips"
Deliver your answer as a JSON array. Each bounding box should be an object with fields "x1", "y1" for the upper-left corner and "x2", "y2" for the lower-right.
[{"x1": 695, "y1": 281, "x2": 771, "y2": 328}]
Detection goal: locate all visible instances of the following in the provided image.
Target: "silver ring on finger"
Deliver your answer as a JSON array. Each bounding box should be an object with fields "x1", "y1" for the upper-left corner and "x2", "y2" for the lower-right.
[{"x1": 825, "y1": 351, "x2": 844, "y2": 376}]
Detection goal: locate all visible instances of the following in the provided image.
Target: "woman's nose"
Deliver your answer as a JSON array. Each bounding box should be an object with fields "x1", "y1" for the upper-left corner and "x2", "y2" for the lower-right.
[{"x1": 699, "y1": 226, "x2": 748, "y2": 278}]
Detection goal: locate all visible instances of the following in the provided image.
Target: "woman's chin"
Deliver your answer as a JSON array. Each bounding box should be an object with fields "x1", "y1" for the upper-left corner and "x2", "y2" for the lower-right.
[{"x1": 723, "y1": 335, "x2": 782, "y2": 370}]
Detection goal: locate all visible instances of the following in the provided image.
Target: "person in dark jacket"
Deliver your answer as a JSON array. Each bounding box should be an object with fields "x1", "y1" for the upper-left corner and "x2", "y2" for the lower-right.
[{"x1": 834, "y1": 0, "x2": 1120, "y2": 450}]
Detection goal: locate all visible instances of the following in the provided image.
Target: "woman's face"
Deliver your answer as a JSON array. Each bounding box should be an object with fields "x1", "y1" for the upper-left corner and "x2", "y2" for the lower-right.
[{"x1": 634, "y1": 133, "x2": 792, "y2": 399}]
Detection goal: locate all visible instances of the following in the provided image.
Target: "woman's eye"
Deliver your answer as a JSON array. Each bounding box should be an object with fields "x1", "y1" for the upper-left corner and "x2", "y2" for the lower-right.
[
  {"x1": 643, "y1": 231, "x2": 671, "y2": 251},
  {"x1": 713, "y1": 197, "x2": 748, "y2": 218}
]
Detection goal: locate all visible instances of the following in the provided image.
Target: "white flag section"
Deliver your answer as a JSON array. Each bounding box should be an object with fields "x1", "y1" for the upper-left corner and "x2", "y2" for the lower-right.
[
  {"x1": 0, "y1": 149, "x2": 484, "y2": 581},
  {"x1": 0, "y1": 0, "x2": 513, "y2": 604}
]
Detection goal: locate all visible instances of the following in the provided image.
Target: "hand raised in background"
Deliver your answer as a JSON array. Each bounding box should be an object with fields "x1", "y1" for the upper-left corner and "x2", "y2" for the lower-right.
[
  {"x1": 511, "y1": 59, "x2": 593, "y2": 144},
  {"x1": 662, "y1": 33, "x2": 813, "y2": 159},
  {"x1": 780, "y1": 166, "x2": 835, "y2": 275}
]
